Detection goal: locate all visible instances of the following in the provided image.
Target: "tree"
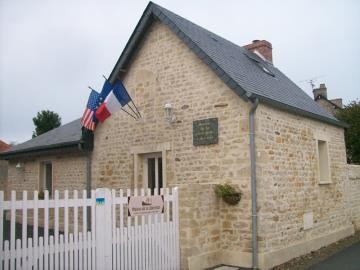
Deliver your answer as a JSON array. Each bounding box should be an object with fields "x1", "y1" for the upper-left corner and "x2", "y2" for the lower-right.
[
  {"x1": 336, "y1": 100, "x2": 360, "y2": 164},
  {"x1": 32, "y1": 110, "x2": 61, "y2": 138}
]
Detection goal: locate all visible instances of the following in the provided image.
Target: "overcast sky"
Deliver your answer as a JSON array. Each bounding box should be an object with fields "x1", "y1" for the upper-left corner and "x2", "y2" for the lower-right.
[{"x1": 0, "y1": 0, "x2": 359, "y2": 144}]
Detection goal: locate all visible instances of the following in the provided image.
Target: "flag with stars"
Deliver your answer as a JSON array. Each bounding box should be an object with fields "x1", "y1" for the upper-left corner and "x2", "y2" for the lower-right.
[
  {"x1": 99, "y1": 79, "x2": 113, "y2": 101},
  {"x1": 81, "y1": 90, "x2": 101, "y2": 131}
]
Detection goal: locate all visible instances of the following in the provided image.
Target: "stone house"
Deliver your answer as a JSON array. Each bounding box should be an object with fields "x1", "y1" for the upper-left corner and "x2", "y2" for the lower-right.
[
  {"x1": 1, "y1": 120, "x2": 90, "y2": 197},
  {"x1": 313, "y1": 83, "x2": 343, "y2": 116},
  {"x1": 1, "y1": 2, "x2": 360, "y2": 270},
  {"x1": 0, "y1": 140, "x2": 10, "y2": 191}
]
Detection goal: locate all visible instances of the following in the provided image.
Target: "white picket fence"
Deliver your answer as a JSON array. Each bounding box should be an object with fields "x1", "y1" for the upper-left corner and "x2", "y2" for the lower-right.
[{"x1": 0, "y1": 187, "x2": 179, "y2": 270}]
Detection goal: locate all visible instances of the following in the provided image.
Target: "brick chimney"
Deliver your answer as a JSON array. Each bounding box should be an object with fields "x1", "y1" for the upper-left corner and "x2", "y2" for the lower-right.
[
  {"x1": 244, "y1": 40, "x2": 273, "y2": 64},
  {"x1": 313, "y1": 83, "x2": 328, "y2": 99}
]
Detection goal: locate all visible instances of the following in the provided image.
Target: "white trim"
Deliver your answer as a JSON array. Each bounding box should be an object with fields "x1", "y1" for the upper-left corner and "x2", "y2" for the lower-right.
[{"x1": 316, "y1": 139, "x2": 331, "y2": 184}]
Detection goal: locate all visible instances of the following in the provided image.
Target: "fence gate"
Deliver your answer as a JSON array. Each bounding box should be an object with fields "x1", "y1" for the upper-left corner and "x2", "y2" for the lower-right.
[{"x1": 0, "y1": 187, "x2": 180, "y2": 270}]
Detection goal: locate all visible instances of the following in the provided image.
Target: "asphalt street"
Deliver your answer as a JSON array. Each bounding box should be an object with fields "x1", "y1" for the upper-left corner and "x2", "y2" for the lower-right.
[{"x1": 307, "y1": 241, "x2": 360, "y2": 270}]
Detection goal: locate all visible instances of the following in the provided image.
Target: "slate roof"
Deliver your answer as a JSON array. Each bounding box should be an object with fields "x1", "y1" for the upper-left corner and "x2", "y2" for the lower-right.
[
  {"x1": 1, "y1": 119, "x2": 82, "y2": 157},
  {"x1": 110, "y1": 2, "x2": 346, "y2": 128}
]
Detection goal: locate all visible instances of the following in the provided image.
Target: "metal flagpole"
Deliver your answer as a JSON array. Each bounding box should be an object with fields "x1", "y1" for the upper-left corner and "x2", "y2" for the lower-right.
[
  {"x1": 126, "y1": 103, "x2": 140, "y2": 119},
  {"x1": 121, "y1": 108, "x2": 138, "y2": 120},
  {"x1": 88, "y1": 85, "x2": 138, "y2": 120},
  {"x1": 103, "y1": 75, "x2": 142, "y2": 118},
  {"x1": 130, "y1": 101, "x2": 142, "y2": 118}
]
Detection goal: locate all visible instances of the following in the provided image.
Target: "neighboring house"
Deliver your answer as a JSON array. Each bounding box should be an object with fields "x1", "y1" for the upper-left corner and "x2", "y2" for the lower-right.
[
  {"x1": 1, "y1": 2, "x2": 359, "y2": 270},
  {"x1": 0, "y1": 140, "x2": 10, "y2": 192},
  {"x1": 0, "y1": 120, "x2": 92, "y2": 196},
  {"x1": 313, "y1": 83, "x2": 343, "y2": 116}
]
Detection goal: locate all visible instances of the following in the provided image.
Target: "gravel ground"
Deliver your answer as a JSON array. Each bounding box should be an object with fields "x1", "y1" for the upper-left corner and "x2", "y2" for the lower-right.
[{"x1": 271, "y1": 230, "x2": 360, "y2": 270}]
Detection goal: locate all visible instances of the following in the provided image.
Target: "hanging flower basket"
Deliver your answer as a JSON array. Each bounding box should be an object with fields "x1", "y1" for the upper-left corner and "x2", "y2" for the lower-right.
[
  {"x1": 214, "y1": 184, "x2": 242, "y2": 205},
  {"x1": 223, "y1": 192, "x2": 241, "y2": 205}
]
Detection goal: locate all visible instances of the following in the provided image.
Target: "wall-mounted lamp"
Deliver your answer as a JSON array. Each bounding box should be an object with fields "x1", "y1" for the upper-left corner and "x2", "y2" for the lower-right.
[
  {"x1": 164, "y1": 103, "x2": 176, "y2": 123},
  {"x1": 16, "y1": 162, "x2": 24, "y2": 171}
]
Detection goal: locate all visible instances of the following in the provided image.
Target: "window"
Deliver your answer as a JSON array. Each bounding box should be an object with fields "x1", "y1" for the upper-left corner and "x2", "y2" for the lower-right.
[
  {"x1": 243, "y1": 51, "x2": 275, "y2": 77},
  {"x1": 143, "y1": 153, "x2": 163, "y2": 194},
  {"x1": 131, "y1": 142, "x2": 170, "y2": 192},
  {"x1": 40, "y1": 162, "x2": 53, "y2": 196},
  {"x1": 317, "y1": 140, "x2": 331, "y2": 184}
]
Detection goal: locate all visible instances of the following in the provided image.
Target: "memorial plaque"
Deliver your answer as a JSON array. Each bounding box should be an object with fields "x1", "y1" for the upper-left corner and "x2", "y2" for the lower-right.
[{"x1": 193, "y1": 118, "x2": 218, "y2": 146}]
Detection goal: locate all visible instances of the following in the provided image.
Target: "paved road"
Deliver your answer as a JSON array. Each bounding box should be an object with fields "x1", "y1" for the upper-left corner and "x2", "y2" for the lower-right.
[{"x1": 307, "y1": 241, "x2": 360, "y2": 270}]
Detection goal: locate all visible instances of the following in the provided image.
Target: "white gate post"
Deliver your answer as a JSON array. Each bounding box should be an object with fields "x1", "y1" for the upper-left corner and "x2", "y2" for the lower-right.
[{"x1": 95, "y1": 188, "x2": 112, "y2": 270}]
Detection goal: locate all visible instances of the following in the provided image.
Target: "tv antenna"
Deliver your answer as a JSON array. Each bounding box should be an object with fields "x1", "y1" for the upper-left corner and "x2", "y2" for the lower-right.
[{"x1": 299, "y1": 75, "x2": 325, "y2": 90}]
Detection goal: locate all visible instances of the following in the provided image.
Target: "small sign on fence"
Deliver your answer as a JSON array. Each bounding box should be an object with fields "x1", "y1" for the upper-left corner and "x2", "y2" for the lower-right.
[
  {"x1": 96, "y1": 197, "x2": 105, "y2": 205},
  {"x1": 128, "y1": 195, "x2": 164, "y2": 217}
]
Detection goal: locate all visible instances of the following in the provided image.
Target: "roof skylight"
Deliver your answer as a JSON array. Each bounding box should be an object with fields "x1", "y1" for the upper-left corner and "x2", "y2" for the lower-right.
[
  {"x1": 243, "y1": 52, "x2": 275, "y2": 77},
  {"x1": 261, "y1": 66, "x2": 275, "y2": 77}
]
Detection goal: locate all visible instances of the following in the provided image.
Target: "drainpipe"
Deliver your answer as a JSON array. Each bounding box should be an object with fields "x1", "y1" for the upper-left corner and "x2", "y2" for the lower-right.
[
  {"x1": 86, "y1": 153, "x2": 92, "y2": 198},
  {"x1": 249, "y1": 97, "x2": 259, "y2": 269},
  {"x1": 86, "y1": 153, "x2": 92, "y2": 229}
]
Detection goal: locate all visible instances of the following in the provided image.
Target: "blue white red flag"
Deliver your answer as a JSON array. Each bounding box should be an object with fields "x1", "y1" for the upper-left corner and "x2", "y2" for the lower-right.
[
  {"x1": 81, "y1": 90, "x2": 101, "y2": 131},
  {"x1": 99, "y1": 79, "x2": 113, "y2": 103},
  {"x1": 112, "y1": 80, "x2": 132, "y2": 106},
  {"x1": 95, "y1": 80, "x2": 132, "y2": 123}
]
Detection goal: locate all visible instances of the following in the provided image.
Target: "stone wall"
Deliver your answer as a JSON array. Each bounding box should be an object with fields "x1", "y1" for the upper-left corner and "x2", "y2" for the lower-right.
[
  {"x1": 255, "y1": 103, "x2": 351, "y2": 268},
  {"x1": 347, "y1": 164, "x2": 360, "y2": 229},
  {"x1": 0, "y1": 160, "x2": 8, "y2": 191},
  {"x1": 7, "y1": 153, "x2": 87, "y2": 199},
  {"x1": 90, "y1": 19, "x2": 352, "y2": 269},
  {"x1": 91, "y1": 21, "x2": 253, "y2": 269},
  {"x1": 315, "y1": 99, "x2": 341, "y2": 116}
]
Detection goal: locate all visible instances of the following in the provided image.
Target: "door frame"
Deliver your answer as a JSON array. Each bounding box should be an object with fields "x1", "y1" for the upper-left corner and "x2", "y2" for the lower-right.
[{"x1": 142, "y1": 152, "x2": 162, "y2": 190}]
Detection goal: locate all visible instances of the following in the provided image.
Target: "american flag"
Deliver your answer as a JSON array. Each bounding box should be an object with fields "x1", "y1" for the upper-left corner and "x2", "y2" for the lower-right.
[{"x1": 81, "y1": 90, "x2": 101, "y2": 131}]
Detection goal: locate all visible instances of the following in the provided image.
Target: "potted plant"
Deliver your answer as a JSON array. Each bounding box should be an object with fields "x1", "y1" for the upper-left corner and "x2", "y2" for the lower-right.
[{"x1": 214, "y1": 183, "x2": 241, "y2": 205}]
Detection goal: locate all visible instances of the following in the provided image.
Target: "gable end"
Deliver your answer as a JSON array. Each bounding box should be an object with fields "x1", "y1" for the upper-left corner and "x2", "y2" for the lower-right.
[{"x1": 108, "y1": 2, "x2": 250, "y2": 102}]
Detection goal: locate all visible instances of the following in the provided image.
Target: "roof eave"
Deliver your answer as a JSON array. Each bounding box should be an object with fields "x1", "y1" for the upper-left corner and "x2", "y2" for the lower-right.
[
  {"x1": 255, "y1": 95, "x2": 349, "y2": 128},
  {"x1": 0, "y1": 140, "x2": 83, "y2": 160},
  {"x1": 108, "y1": 2, "x2": 154, "y2": 84}
]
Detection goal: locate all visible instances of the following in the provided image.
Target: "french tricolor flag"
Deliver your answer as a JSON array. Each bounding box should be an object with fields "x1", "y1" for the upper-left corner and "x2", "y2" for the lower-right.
[{"x1": 95, "y1": 80, "x2": 131, "y2": 123}]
